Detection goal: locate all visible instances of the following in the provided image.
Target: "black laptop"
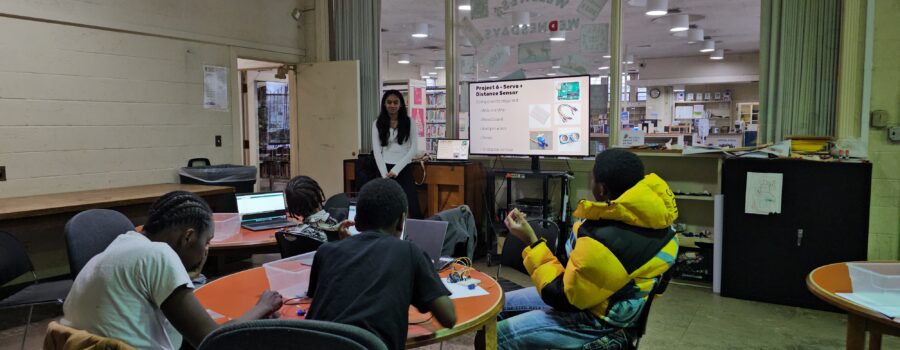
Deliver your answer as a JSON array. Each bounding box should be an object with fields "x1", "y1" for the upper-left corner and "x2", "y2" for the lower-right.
[{"x1": 236, "y1": 192, "x2": 295, "y2": 231}]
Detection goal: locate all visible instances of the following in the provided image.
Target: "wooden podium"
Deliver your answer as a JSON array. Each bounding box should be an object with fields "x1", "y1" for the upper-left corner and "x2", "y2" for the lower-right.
[{"x1": 342, "y1": 160, "x2": 484, "y2": 223}]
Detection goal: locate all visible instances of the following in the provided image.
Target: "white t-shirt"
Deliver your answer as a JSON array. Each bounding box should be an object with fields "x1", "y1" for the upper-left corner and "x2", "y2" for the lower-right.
[
  {"x1": 61, "y1": 231, "x2": 194, "y2": 350},
  {"x1": 372, "y1": 119, "x2": 419, "y2": 177}
]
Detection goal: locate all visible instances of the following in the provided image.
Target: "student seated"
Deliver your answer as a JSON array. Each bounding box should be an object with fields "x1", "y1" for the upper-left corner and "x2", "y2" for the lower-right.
[
  {"x1": 498, "y1": 149, "x2": 679, "y2": 349},
  {"x1": 305, "y1": 179, "x2": 456, "y2": 350},
  {"x1": 61, "y1": 191, "x2": 284, "y2": 350},
  {"x1": 282, "y1": 175, "x2": 344, "y2": 242}
]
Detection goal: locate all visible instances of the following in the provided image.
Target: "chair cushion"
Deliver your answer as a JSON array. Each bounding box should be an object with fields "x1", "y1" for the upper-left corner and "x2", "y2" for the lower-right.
[{"x1": 0, "y1": 279, "x2": 72, "y2": 308}]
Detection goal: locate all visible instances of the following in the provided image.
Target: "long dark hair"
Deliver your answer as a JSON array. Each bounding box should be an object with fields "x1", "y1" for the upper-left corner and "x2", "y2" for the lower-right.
[{"x1": 376, "y1": 90, "x2": 411, "y2": 147}]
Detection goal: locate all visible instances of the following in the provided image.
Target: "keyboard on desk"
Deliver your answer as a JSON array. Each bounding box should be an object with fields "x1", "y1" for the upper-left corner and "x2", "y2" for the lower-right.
[{"x1": 241, "y1": 219, "x2": 293, "y2": 231}]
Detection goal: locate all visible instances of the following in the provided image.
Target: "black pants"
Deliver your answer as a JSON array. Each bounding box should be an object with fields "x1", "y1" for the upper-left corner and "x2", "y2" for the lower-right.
[{"x1": 387, "y1": 163, "x2": 422, "y2": 219}]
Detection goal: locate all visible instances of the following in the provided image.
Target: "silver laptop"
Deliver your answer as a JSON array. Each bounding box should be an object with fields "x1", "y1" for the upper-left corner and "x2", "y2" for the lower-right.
[
  {"x1": 236, "y1": 192, "x2": 294, "y2": 231},
  {"x1": 403, "y1": 219, "x2": 452, "y2": 270},
  {"x1": 435, "y1": 139, "x2": 470, "y2": 162}
]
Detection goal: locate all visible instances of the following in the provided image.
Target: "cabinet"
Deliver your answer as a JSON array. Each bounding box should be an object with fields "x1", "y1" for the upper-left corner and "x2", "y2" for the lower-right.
[{"x1": 720, "y1": 158, "x2": 871, "y2": 310}]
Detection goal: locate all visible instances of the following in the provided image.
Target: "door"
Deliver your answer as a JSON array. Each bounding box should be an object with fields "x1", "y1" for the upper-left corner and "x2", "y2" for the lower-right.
[{"x1": 294, "y1": 61, "x2": 361, "y2": 196}]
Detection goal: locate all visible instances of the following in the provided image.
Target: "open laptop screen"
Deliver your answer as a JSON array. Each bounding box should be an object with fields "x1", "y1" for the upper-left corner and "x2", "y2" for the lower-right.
[
  {"x1": 436, "y1": 139, "x2": 469, "y2": 161},
  {"x1": 236, "y1": 192, "x2": 286, "y2": 217}
]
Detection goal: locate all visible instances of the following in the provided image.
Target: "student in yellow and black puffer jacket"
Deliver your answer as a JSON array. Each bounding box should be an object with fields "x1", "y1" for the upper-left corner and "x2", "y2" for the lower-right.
[{"x1": 497, "y1": 149, "x2": 679, "y2": 350}]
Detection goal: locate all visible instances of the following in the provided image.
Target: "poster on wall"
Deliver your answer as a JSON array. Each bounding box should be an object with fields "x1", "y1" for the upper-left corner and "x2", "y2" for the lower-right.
[
  {"x1": 203, "y1": 65, "x2": 228, "y2": 111},
  {"x1": 408, "y1": 79, "x2": 428, "y2": 153},
  {"x1": 414, "y1": 87, "x2": 423, "y2": 105},
  {"x1": 580, "y1": 23, "x2": 609, "y2": 53}
]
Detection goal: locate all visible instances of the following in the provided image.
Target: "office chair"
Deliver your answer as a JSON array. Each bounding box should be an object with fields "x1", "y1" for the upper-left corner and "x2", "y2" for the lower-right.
[
  {"x1": 275, "y1": 231, "x2": 324, "y2": 258},
  {"x1": 64, "y1": 209, "x2": 135, "y2": 278},
  {"x1": 197, "y1": 319, "x2": 388, "y2": 350},
  {"x1": 323, "y1": 193, "x2": 350, "y2": 212},
  {"x1": 496, "y1": 218, "x2": 559, "y2": 280},
  {"x1": 0, "y1": 230, "x2": 73, "y2": 350}
]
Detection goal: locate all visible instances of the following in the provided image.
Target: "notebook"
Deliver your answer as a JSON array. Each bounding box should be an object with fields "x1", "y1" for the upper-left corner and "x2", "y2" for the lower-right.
[{"x1": 236, "y1": 192, "x2": 294, "y2": 231}]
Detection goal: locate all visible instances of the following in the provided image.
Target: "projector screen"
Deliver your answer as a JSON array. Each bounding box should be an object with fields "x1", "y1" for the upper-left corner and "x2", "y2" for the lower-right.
[{"x1": 469, "y1": 75, "x2": 590, "y2": 156}]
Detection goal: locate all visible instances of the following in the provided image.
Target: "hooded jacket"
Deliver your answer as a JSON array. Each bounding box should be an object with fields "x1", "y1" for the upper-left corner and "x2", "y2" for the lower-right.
[{"x1": 522, "y1": 173, "x2": 679, "y2": 327}]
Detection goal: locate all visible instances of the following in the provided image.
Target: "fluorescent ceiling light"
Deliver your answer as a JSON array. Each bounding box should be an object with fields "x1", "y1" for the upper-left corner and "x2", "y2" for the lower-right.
[
  {"x1": 645, "y1": 0, "x2": 668, "y2": 16},
  {"x1": 687, "y1": 28, "x2": 704, "y2": 43},
  {"x1": 435, "y1": 60, "x2": 445, "y2": 69},
  {"x1": 397, "y1": 54, "x2": 410, "y2": 64},
  {"x1": 550, "y1": 31, "x2": 566, "y2": 42},
  {"x1": 710, "y1": 49, "x2": 724, "y2": 60},
  {"x1": 546, "y1": 72, "x2": 557, "y2": 76},
  {"x1": 412, "y1": 23, "x2": 428, "y2": 38},
  {"x1": 700, "y1": 40, "x2": 715, "y2": 52},
  {"x1": 489, "y1": 75, "x2": 499, "y2": 79},
  {"x1": 599, "y1": 66, "x2": 609, "y2": 70},
  {"x1": 624, "y1": 54, "x2": 635, "y2": 64},
  {"x1": 673, "y1": 84, "x2": 685, "y2": 92},
  {"x1": 551, "y1": 59, "x2": 561, "y2": 69},
  {"x1": 458, "y1": 0, "x2": 471, "y2": 11},
  {"x1": 669, "y1": 14, "x2": 689, "y2": 32},
  {"x1": 603, "y1": 54, "x2": 611, "y2": 58}
]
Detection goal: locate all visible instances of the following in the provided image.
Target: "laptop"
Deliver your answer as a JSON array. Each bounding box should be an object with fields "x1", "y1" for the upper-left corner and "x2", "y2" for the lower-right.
[
  {"x1": 236, "y1": 192, "x2": 295, "y2": 231},
  {"x1": 434, "y1": 139, "x2": 469, "y2": 162},
  {"x1": 403, "y1": 219, "x2": 453, "y2": 270}
]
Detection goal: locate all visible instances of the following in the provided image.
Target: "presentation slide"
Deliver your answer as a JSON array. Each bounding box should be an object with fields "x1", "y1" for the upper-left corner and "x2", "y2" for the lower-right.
[{"x1": 469, "y1": 76, "x2": 590, "y2": 156}]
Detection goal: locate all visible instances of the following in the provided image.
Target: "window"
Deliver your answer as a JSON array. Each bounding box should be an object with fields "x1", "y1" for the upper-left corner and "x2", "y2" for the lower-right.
[{"x1": 636, "y1": 87, "x2": 647, "y2": 102}]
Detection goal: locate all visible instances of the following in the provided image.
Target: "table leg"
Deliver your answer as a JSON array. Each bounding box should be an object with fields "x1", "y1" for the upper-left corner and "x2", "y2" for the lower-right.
[
  {"x1": 869, "y1": 330, "x2": 882, "y2": 350},
  {"x1": 846, "y1": 313, "x2": 866, "y2": 350},
  {"x1": 474, "y1": 318, "x2": 498, "y2": 350}
]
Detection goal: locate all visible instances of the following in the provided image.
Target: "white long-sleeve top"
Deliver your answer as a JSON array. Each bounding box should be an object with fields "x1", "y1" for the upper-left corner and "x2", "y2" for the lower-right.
[{"x1": 372, "y1": 119, "x2": 418, "y2": 177}]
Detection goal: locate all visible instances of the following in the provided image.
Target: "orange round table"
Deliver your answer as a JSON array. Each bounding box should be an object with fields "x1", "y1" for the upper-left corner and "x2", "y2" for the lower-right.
[
  {"x1": 807, "y1": 262, "x2": 900, "y2": 350},
  {"x1": 195, "y1": 266, "x2": 504, "y2": 349}
]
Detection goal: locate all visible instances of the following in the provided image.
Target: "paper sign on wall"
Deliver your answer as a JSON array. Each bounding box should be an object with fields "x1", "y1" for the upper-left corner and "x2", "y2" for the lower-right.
[
  {"x1": 620, "y1": 129, "x2": 645, "y2": 146},
  {"x1": 458, "y1": 112, "x2": 469, "y2": 138},
  {"x1": 675, "y1": 105, "x2": 694, "y2": 119},
  {"x1": 580, "y1": 23, "x2": 609, "y2": 53},
  {"x1": 577, "y1": 0, "x2": 609, "y2": 20},
  {"x1": 745, "y1": 172, "x2": 783, "y2": 215},
  {"x1": 203, "y1": 65, "x2": 228, "y2": 111}
]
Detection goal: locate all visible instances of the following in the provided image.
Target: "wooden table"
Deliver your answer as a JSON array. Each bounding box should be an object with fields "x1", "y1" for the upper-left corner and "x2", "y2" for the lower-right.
[
  {"x1": 195, "y1": 266, "x2": 504, "y2": 349},
  {"x1": 0, "y1": 184, "x2": 235, "y2": 280},
  {"x1": 807, "y1": 262, "x2": 900, "y2": 350}
]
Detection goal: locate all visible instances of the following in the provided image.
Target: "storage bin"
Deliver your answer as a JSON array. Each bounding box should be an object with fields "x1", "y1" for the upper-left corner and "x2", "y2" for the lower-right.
[
  {"x1": 212, "y1": 213, "x2": 241, "y2": 242},
  {"x1": 847, "y1": 262, "x2": 900, "y2": 294},
  {"x1": 263, "y1": 251, "x2": 316, "y2": 298}
]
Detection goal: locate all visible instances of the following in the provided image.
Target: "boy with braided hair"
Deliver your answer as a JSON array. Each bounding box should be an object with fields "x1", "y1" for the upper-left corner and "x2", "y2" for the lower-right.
[
  {"x1": 62, "y1": 191, "x2": 283, "y2": 349},
  {"x1": 282, "y1": 175, "x2": 345, "y2": 242}
]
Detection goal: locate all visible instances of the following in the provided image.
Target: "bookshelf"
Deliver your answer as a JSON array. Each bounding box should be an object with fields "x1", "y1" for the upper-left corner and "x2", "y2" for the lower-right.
[{"x1": 425, "y1": 89, "x2": 447, "y2": 154}]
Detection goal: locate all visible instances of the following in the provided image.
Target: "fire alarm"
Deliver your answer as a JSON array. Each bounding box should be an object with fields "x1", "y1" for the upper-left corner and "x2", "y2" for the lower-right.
[{"x1": 548, "y1": 20, "x2": 558, "y2": 32}]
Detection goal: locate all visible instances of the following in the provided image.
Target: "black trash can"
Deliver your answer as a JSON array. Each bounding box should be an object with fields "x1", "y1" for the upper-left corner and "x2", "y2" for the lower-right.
[{"x1": 179, "y1": 161, "x2": 257, "y2": 194}]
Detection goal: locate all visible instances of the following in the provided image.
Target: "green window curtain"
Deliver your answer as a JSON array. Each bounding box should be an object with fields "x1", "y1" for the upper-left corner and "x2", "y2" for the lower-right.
[
  {"x1": 332, "y1": 0, "x2": 381, "y2": 153},
  {"x1": 759, "y1": 0, "x2": 840, "y2": 143}
]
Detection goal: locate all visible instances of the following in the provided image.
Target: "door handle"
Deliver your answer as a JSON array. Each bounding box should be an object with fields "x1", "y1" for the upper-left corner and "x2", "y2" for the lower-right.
[{"x1": 796, "y1": 229, "x2": 804, "y2": 247}]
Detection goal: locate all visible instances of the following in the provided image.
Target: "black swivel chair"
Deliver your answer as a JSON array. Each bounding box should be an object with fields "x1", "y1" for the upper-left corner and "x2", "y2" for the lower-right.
[
  {"x1": 496, "y1": 219, "x2": 560, "y2": 280},
  {"x1": 197, "y1": 319, "x2": 388, "y2": 350},
  {"x1": 0, "y1": 230, "x2": 73, "y2": 350},
  {"x1": 64, "y1": 209, "x2": 135, "y2": 278}
]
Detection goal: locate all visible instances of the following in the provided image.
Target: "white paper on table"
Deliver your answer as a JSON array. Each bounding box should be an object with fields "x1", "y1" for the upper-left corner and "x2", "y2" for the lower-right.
[
  {"x1": 442, "y1": 279, "x2": 489, "y2": 299},
  {"x1": 837, "y1": 293, "x2": 900, "y2": 318},
  {"x1": 744, "y1": 172, "x2": 783, "y2": 215}
]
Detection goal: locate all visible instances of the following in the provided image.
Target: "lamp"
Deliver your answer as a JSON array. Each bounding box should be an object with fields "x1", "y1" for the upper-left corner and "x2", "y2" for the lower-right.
[
  {"x1": 687, "y1": 28, "x2": 704, "y2": 43},
  {"x1": 512, "y1": 11, "x2": 530, "y2": 28},
  {"x1": 645, "y1": 0, "x2": 668, "y2": 16},
  {"x1": 669, "y1": 14, "x2": 689, "y2": 32},
  {"x1": 550, "y1": 31, "x2": 566, "y2": 42},
  {"x1": 412, "y1": 23, "x2": 428, "y2": 38},
  {"x1": 398, "y1": 54, "x2": 411, "y2": 64},
  {"x1": 700, "y1": 40, "x2": 715, "y2": 52},
  {"x1": 710, "y1": 49, "x2": 724, "y2": 60}
]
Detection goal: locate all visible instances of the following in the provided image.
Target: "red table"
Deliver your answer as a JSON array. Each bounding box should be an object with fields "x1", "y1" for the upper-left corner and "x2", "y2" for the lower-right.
[
  {"x1": 195, "y1": 265, "x2": 504, "y2": 349},
  {"x1": 807, "y1": 262, "x2": 900, "y2": 350}
]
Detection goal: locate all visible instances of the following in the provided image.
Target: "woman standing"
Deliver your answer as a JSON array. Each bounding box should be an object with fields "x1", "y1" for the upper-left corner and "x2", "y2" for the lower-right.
[{"x1": 372, "y1": 90, "x2": 421, "y2": 218}]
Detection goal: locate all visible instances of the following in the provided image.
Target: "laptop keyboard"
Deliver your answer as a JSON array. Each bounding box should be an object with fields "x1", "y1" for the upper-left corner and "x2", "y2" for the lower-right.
[{"x1": 243, "y1": 219, "x2": 291, "y2": 229}]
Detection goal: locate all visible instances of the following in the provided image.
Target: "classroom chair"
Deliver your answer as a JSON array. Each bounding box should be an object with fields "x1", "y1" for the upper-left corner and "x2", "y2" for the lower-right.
[
  {"x1": 197, "y1": 319, "x2": 387, "y2": 350},
  {"x1": 64, "y1": 209, "x2": 135, "y2": 278},
  {"x1": 495, "y1": 219, "x2": 559, "y2": 280},
  {"x1": 0, "y1": 230, "x2": 73, "y2": 350},
  {"x1": 44, "y1": 321, "x2": 136, "y2": 350},
  {"x1": 428, "y1": 205, "x2": 477, "y2": 259}
]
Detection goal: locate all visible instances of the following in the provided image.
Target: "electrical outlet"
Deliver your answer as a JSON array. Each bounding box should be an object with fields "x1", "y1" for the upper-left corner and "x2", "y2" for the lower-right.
[
  {"x1": 889, "y1": 126, "x2": 900, "y2": 142},
  {"x1": 0, "y1": 166, "x2": 6, "y2": 181},
  {"x1": 215, "y1": 135, "x2": 222, "y2": 147}
]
